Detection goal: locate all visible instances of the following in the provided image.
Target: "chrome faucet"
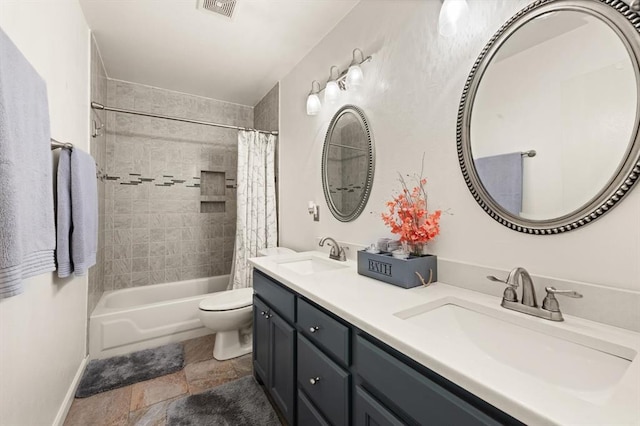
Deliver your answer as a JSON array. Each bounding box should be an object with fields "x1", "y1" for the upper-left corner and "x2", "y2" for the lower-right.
[
  {"x1": 487, "y1": 267, "x2": 583, "y2": 321},
  {"x1": 318, "y1": 237, "x2": 348, "y2": 261}
]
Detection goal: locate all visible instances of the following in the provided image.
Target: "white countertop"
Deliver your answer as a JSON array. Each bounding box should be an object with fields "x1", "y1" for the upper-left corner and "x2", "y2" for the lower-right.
[{"x1": 249, "y1": 251, "x2": 640, "y2": 426}]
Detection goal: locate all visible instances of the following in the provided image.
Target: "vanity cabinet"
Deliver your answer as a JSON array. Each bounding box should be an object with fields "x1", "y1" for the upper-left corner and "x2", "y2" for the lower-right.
[
  {"x1": 253, "y1": 273, "x2": 296, "y2": 425},
  {"x1": 252, "y1": 270, "x2": 522, "y2": 426}
]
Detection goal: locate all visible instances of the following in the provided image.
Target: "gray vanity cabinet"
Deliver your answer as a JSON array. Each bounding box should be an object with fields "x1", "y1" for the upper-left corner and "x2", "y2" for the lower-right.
[
  {"x1": 252, "y1": 270, "x2": 523, "y2": 426},
  {"x1": 253, "y1": 271, "x2": 297, "y2": 426}
]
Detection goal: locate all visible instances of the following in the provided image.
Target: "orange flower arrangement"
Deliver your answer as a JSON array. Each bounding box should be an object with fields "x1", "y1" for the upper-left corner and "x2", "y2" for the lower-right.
[{"x1": 381, "y1": 165, "x2": 441, "y2": 254}]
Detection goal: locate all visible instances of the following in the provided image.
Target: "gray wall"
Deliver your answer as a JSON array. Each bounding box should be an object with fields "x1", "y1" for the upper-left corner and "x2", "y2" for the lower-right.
[
  {"x1": 254, "y1": 83, "x2": 279, "y2": 131},
  {"x1": 88, "y1": 36, "x2": 107, "y2": 315},
  {"x1": 103, "y1": 80, "x2": 253, "y2": 289}
]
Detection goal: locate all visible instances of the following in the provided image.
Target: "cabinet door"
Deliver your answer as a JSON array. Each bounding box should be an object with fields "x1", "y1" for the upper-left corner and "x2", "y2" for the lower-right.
[
  {"x1": 354, "y1": 386, "x2": 405, "y2": 426},
  {"x1": 253, "y1": 296, "x2": 270, "y2": 384},
  {"x1": 269, "y1": 311, "x2": 296, "y2": 426}
]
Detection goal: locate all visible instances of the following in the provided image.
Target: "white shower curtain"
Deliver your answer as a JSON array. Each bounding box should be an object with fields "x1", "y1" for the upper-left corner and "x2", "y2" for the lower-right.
[{"x1": 229, "y1": 130, "x2": 278, "y2": 290}]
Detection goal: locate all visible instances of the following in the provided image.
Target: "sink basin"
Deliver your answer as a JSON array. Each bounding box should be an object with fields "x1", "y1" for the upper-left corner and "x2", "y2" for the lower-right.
[
  {"x1": 395, "y1": 298, "x2": 635, "y2": 404},
  {"x1": 275, "y1": 256, "x2": 348, "y2": 276}
]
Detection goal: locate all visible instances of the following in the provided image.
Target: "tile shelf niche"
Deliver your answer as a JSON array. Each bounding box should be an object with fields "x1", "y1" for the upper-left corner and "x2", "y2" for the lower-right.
[{"x1": 200, "y1": 170, "x2": 226, "y2": 213}]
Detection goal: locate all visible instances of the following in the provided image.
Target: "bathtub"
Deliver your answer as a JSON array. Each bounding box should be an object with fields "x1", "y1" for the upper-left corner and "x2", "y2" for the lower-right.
[{"x1": 89, "y1": 275, "x2": 229, "y2": 359}]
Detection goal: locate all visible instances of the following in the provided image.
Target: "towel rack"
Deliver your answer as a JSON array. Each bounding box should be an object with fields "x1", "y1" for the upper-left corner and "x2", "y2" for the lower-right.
[
  {"x1": 51, "y1": 138, "x2": 73, "y2": 150},
  {"x1": 521, "y1": 150, "x2": 536, "y2": 158},
  {"x1": 50, "y1": 138, "x2": 106, "y2": 181}
]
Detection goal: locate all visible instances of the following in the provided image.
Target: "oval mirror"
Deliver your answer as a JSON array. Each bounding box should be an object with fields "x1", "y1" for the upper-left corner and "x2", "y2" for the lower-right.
[
  {"x1": 322, "y1": 105, "x2": 375, "y2": 222},
  {"x1": 458, "y1": 0, "x2": 640, "y2": 234}
]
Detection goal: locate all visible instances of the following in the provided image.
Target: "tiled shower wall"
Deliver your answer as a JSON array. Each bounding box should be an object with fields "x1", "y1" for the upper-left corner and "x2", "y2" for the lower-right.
[
  {"x1": 103, "y1": 80, "x2": 253, "y2": 290},
  {"x1": 88, "y1": 36, "x2": 107, "y2": 314},
  {"x1": 254, "y1": 83, "x2": 279, "y2": 131}
]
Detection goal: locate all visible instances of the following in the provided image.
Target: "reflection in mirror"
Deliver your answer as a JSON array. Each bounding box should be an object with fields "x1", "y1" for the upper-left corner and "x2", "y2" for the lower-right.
[
  {"x1": 471, "y1": 10, "x2": 637, "y2": 220},
  {"x1": 322, "y1": 105, "x2": 374, "y2": 222},
  {"x1": 457, "y1": 0, "x2": 640, "y2": 234}
]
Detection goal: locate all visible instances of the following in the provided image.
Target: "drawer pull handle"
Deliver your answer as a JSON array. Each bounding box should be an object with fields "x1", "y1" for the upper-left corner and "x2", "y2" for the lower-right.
[
  {"x1": 264, "y1": 314, "x2": 272, "y2": 319},
  {"x1": 260, "y1": 311, "x2": 267, "y2": 316},
  {"x1": 309, "y1": 326, "x2": 320, "y2": 333},
  {"x1": 309, "y1": 377, "x2": 321, "y2": 385}
]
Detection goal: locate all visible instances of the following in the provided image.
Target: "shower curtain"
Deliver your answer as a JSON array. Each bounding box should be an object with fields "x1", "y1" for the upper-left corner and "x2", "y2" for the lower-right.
[{"x1": 229, "y1": 130, "x2": 278, "y2": 290}]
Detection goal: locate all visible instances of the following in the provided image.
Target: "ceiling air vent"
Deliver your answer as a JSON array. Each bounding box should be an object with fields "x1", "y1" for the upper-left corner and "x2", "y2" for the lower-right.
[{"x1": 197, "y1": 0, "x2": 236, "y2": 19}]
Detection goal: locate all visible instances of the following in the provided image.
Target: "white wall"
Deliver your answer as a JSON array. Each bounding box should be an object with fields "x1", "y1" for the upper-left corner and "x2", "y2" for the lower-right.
[
  {"x1": 0, "y1": 1, "x2": 90, "y2": 425},
  {"x1": 278, "y1": 0, "x2": 640, "y2": 292}
]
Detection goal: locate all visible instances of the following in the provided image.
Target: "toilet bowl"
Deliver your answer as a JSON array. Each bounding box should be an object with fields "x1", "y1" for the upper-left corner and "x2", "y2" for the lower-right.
[
  {"x1": 198, "y1": 246, "x2": 296, "y2": 360},
  {"x1": 198, "y1": 287, "x2": 254, "y2": 360}
]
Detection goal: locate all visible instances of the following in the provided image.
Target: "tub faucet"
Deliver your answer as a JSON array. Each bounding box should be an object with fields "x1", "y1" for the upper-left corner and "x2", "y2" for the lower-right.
[
  {"x1": 487, "y1": 267, "x2": 582, "y2": 322},
  {"x1": 319, "y1": 237, "x2": 348, "y2": 261}
]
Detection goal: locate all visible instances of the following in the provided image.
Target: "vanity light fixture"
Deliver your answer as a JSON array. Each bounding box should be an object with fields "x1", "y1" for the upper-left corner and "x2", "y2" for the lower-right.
[
  {"x1": 438, "y1": 0, "x2": 469, "y2": 37},
  {"x1": 325, "y1": 66, "x2": 341, "y2": 105},
  {"x1": 306, "y1": 81, "x2": 322, "y2": 116},
  {"x1": 305, "y1": 48, "x2": 372, "y2": 116}
]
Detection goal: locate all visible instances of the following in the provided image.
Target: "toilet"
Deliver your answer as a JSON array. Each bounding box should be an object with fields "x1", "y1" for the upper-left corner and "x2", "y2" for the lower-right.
[{"x1": 198, "y1": 247, "x2": 296, "y2": 360}]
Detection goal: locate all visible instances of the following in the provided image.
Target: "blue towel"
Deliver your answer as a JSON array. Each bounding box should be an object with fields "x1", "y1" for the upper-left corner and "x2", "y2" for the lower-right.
[
  {"x1": 474, "y1": 152, "x2": 523, "y2": 215},
  {"x1": 56, "y1": 149, "x2": 98, "y2": 277},
  {"x1": 0, "y1": 28, "x2": 56, "y2": 298}
]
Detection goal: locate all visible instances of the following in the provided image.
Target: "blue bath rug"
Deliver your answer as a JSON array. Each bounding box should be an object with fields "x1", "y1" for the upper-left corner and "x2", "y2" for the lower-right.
[
  {"x1": 75, "y1": 343, "x2": 184, "y2": 398},
  {"x1": 166, "y1": 376, "x2": 281, "y2": 426}
]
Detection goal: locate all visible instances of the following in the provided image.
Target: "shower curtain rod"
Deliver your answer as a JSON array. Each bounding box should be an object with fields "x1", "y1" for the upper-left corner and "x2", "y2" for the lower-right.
[{"x1": 90, "y1": 102, "x2": 279, "y2": 135}]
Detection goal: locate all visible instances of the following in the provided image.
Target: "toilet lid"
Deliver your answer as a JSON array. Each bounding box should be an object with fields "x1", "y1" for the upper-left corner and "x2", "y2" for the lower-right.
[{"x1": 199, "y1": 288, "x2": 254, "y2": 311}]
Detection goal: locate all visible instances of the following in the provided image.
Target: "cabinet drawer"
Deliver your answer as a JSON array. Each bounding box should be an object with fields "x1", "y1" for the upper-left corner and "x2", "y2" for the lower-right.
[
  {"x1": 354, "y1": 386, "x2": 405, "y2": 426},
  {"x1": 298, "y1": 335, "x2": 350, "y2": 426},
  {"x1": 297, "y1": 298, "x2": 350, "y2": 365},
  {"x1": 298, "y1": 390, "x2": 331, "y2": 426},
  {"x1": 253, "y1": 270, "x2": 295, "y2": 322},
  {"x1": 356, "y1": 335, "x2": 501, "y2": 426}
]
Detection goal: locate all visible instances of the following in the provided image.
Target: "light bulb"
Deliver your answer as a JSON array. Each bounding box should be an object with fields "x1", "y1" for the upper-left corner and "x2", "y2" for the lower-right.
[
  {"x1": 306, "y1": 93, "x2": 321, "y2": 115},
  {"x1": 346, "y1": 65, "x2": 364, "y2": 89},
  {"x1": 324, "y1": 80, "x2": 340, "y2": 104},
  {"x1": 439, "y1": 0, "x2": 469, "y2": 37}
]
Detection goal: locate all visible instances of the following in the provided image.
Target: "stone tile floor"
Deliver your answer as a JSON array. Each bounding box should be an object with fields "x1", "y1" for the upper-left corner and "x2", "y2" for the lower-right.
[{"x1": 64, "y1": 334, "x2": 253, "y2": 426}]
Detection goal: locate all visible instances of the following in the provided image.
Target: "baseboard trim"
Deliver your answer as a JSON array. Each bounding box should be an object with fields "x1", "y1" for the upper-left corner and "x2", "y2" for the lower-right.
[{"x1": 53, "y1": 355, "x2": 88, "y2": 426}]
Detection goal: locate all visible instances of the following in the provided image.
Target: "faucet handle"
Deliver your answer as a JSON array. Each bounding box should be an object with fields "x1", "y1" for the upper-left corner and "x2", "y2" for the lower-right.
[
  {"x1": 545, "y1": 287, "x2": 583, "y2": 298},
  {"x1": 486, "y1": 275, "x2": 518, "y2": 302},
  {"x1": 542, "y1": 287, "x2": 583, "y2": 313},
  {"x1": 486, "y1": 275, "x2": 518, "y2": 287}
]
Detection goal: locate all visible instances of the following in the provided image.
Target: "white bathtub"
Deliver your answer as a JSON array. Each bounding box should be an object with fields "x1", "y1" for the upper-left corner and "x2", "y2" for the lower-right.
[{"x1": 89, "y1": 275, "x2": 229, "y2": 359}]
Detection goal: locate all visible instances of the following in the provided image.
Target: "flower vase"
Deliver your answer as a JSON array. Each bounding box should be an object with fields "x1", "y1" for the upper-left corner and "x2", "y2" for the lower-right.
[{"x1": 403, "y1": 241, "x2": 425, "y2": 257}]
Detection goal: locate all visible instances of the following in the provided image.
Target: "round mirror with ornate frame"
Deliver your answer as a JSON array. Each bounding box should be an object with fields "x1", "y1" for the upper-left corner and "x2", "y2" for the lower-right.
[
  {"x1": 322, "y1": 105, "x2": 375, "y2": 222},
  {"x1": 457, "y1": 0, "x2": 640, "y2": 234}
]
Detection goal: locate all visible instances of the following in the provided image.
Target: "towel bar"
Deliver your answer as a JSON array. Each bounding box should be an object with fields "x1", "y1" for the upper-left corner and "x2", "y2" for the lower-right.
[{"x1": 51, "y1": 138, "x2": 73, "y2": 150}]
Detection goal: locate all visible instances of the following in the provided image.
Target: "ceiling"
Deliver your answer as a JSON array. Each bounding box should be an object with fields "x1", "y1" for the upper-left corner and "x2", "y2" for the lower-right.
[{"x1": 80, "y1": 0, "x2": 359, "y2": 106}]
